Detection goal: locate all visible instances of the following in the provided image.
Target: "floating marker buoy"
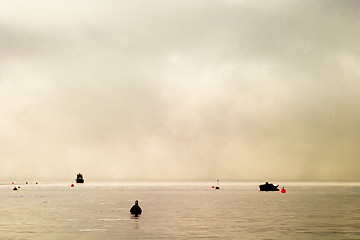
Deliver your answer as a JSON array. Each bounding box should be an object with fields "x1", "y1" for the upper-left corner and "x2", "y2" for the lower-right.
[
  {"x1": 212, "y1": 186, "x2": 214, "y2": 188},
  {"x1": 26, "y1": 182, "x2": 28, "y2": 184},
  {"x1": 280, "y1": 187, "x2": 286, "y2": 193},
  {"x1": 12, "y1": 182, "x2": 14, "y2": 185},
  {"x1": 215, "y1": 180, "x2": 220, "y2": 189},
  {"x1": 71, "y1": 184, "x2": 74, "y2": 187},
  {"x1": 130, "y1": 200, "x2": 142, "y2": 215}
]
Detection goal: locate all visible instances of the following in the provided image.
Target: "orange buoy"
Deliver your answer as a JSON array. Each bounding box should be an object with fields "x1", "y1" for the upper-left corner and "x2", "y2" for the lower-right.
[
  {"x1": 280, "y1": 187, "x2": 286, "y2": 193},
  {"x1": 71, "y1": 184, "x2": 74, "y2": 187}
]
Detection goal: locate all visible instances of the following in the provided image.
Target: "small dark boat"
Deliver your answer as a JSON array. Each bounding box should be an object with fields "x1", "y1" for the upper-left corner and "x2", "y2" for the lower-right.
[
  {"x1": 76, "y1": 173, "x2": 84, "y2": 183},
  {"x1": 259, "y1": 182, "x2": 279, "y2": 191}
]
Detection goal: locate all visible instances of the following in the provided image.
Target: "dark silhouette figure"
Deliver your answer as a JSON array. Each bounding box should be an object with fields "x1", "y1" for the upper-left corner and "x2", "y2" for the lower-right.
[
  {"x1": 13, "y1": 187, "x2": 18, "y2": 191},
  {"x1": 259, "y1": 181, "x2": 279, "y2": 191},
  {"x1": 130, "y1": 200, "x2": 142, "y2": 215},
  {"x1": 75, "y1": 173, "x2": 84, "y2": 183}
]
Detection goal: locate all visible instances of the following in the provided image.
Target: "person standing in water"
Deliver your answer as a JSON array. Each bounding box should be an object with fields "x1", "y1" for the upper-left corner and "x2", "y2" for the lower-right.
[{"x1": 130, "y1": 200, "x2": 142, "y2": 215}]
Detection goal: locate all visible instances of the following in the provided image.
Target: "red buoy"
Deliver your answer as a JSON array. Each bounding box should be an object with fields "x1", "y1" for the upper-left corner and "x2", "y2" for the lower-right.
[
  {"x1": 71, "y1": 184, "x2": 74, "y2": 187},
  {"x1": 280, "y1": 187, "x2": 286, "y2": 193},
  {"x1": 211, "y1": 186, "x2": 214, "y2": 188},
  {"x1": 12, "y1": 182, "x2": 14, "y2": 184},
  {"x1": 26, "y1": 182, "x2": 28, "y2": 184}
]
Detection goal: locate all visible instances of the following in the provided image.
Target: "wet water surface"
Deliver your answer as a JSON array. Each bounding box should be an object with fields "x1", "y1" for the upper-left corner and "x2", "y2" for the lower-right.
[{"x1": 0, "y1": 182, "x2": 359, "y2": 239}]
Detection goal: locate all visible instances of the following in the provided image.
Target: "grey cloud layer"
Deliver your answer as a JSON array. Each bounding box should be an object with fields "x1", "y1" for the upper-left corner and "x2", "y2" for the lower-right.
[{"x1": 0, "y1": 0, "x2": 359, "y2": 181}]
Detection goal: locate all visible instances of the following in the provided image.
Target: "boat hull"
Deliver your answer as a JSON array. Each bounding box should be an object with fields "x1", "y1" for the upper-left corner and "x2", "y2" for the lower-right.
[{"x1": 259, "y1": 184, "x2": 279, "y2": 191}]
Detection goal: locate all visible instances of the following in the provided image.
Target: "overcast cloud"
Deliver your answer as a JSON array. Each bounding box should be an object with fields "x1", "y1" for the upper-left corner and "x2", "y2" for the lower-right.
[{"x1": 0, "y1": 0, "x2": 359, "y2": 181}]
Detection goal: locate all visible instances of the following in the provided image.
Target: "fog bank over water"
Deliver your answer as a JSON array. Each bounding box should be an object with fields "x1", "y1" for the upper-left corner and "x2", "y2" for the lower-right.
[{"x1": 0, "y1": 0, "x2": 359, "y2": 181}]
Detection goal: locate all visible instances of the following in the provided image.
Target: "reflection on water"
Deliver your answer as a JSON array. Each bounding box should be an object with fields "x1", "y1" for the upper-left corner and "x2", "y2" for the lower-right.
[{"x1": 0, "y1": 182, "x2": 359, "y2": 239}]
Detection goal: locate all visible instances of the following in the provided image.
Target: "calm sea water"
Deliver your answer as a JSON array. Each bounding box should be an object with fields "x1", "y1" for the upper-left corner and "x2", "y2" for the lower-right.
[{"x1": 0, "y1": 182, "x2": 359, "y2": 239}]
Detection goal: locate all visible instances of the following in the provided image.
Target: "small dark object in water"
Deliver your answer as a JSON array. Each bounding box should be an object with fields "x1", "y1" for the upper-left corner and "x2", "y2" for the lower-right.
[
  {"x1": 280, "y1": 187, "x2": 286, "y2": 193},
  {"x1": 215, "y1": 179, "x2": 220, "y2": 189},
  {"x1": 259, "y1": 182, "x2": 279, "y2": 191},
  {"x1": 13, "y1": 187, "x2": 18, "y2": 191},
  {"x1": 75, "y1": 173, "x2": 84, "y2": 183},
  {"x1": 130, "y1": 200, "x2": 142, "y2": 215}
]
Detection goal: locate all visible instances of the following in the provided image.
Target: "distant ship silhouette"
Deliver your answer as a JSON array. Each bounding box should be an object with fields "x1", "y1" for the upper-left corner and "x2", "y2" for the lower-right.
[
  {"x1": 259, "y1": 182, "x2": 279, "y2": 191},
  {"x1": 76, "y1": 173, "x2": 84, "y2": 183}
]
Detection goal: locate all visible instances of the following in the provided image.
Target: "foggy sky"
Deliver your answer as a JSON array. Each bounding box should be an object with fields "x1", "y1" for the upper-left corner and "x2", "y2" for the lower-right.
[{"x1": 0, "y1": 0, "x2": 359, "y2": 182}]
